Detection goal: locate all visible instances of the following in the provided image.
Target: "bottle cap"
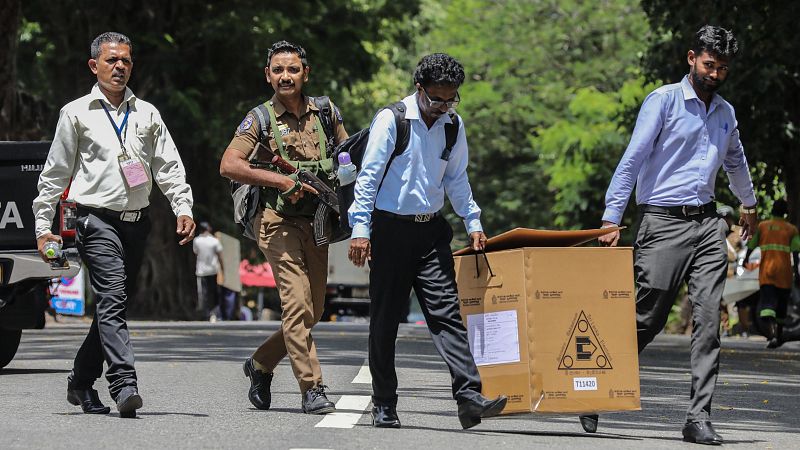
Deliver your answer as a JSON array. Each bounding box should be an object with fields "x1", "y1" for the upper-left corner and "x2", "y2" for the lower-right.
[
  {"x1": 45, "y1": 247, "x2": 56, "y2": 258},
  {"x1": 338, "y1": 152, "x2": 351, "y2": 165}
]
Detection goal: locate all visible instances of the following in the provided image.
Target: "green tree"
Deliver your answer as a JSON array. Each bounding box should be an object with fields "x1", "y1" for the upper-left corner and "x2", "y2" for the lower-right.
[
  {"x1": 421, "y1": 0, "x2": 651, "y2": 235},
  {"x1": 641, "y1": 0, "x2": 800, "y2": 222},
  {"x1": 533, "y1": 77, "x2": 659, "y2": 229}
]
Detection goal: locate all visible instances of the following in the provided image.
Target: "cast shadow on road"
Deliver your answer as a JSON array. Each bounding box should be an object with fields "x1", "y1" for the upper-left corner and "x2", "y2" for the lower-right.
[
  {"x1": 138, "y1": 411, "x2": 210, "y2": 417},
  {"x1": 243, "y1": 407, "x2": 299, "y2": 414},
  {"x1": 0, "y1": 368, "x2": 71, "y2": 375},
  {"x1": 489, "y1": 428, "x2": 761, "y2": 445},
  {"x1": 53, "y1": 411, "x2": 210, "y2": 418}
]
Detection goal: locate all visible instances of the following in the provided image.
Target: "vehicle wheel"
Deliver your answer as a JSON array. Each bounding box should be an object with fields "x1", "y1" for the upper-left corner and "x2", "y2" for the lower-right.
[{"x1": 0, "y1": 328, "x2": 22, "y2": 369}]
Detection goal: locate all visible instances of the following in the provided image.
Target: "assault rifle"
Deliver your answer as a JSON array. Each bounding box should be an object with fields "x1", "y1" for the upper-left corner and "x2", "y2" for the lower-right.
[{"x1": 250, "y1": 142, "x2": 345, "y2": 245}]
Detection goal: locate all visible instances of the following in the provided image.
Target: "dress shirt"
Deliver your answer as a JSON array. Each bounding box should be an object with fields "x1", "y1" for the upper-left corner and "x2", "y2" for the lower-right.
[
  {"x1": 348, "y1": 93, "x2": 482, "y2": 239},
  {"x1": 33, "y1": 84, "x2": 193, "y2": 237},
  {"x1": 603, "y1": 75, "x2": 756, "y2": 225}
]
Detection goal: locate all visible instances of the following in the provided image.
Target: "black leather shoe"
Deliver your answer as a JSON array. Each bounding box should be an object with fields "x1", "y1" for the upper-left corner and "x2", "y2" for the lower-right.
[
  {"x1": 579, "y1": 414, "x2": 599, "y2": 433},
  {"x1": 682, "y1": 421, "x2": 723, "y2": 445},
  {"x1": 243, "y1": 358, "x2": 273, "y2": 410},
  {"x1": 767, "y1": 324, "x2": 784, "y2": 349},
  {"x1": 115, "y1": 386, "x2": 143, "y2": 419},
  {"x1": 457, "y1": 394, "x2": 508, "y2": 429},
  {"x1": 372, "y1": 405, "x2": 401, "y2": 428},
  {"x1": 767, "y1": 337, "x2": 784, "y2": 349},
  {"x1": 301, "y1": 385, "x2": 336, "y2": 415},
  {"x1": 67, "y1": 387, "x2": 111, "y2": 414}
]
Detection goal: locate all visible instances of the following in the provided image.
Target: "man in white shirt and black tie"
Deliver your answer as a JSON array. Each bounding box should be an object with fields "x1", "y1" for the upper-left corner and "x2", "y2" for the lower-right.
[{"x1": 33, "y1": 31, "x2": 195, "y2": 418}]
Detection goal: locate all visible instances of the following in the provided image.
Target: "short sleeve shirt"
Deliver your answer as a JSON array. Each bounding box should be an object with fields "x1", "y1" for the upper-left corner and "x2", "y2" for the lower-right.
[{"x1": 227, "y1": 94, "x2": 348, "y2": 162}]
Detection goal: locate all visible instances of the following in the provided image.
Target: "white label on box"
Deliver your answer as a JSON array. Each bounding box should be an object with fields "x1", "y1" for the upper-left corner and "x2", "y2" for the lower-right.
[
  {"x1": 466, "y1": 310, "x2": 520, "y2": 366},
  {"x1": 573, "y1": 377, "x2": 598, "y2": 391}
]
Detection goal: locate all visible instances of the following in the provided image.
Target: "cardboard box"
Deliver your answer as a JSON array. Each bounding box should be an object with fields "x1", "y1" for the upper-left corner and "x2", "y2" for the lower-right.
[{"x1": 454, "y1": 228, "x2": 641, "y2": 414}]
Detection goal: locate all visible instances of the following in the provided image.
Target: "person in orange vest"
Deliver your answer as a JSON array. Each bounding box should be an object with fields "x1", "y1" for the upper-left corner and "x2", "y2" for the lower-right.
[{"x1": 744, "y1": 199, "x2": 800, "y2": 348}]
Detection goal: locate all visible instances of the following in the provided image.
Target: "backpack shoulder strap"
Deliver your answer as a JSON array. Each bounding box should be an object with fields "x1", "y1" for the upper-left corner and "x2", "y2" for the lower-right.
[
  {"x1": 440, "y1": 113, "x2": 460, "y2": 161},
  {"x1": 245, "y1": 103, "x2": 271, "y2": 162},
  {"x1": 376, "y1": 101, "x2": 410, "y2": 193},
  {"x1": 251, "y1": 103, "x2": 271, "y2": 142},
  {"x1": 312, "y1": 95, "x2": 336, "y2": 158},
  {"x1": 386, "y1": 101, "x2": 410, "y2": 157}
]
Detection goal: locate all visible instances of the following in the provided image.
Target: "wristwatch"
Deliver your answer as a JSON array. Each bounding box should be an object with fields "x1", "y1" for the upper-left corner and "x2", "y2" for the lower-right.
[{"x1": 739, "y1": 204, "x2": 757, "y2": 214}]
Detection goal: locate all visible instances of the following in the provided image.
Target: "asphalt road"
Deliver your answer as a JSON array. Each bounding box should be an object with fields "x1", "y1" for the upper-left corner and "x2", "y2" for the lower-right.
[{"x1": 1, "y1": 321, "x2": 798, "y2": 449}]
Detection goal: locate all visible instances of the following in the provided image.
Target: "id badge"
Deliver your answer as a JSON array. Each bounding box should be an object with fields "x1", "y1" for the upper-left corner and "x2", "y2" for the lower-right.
[{"x1": 118, "y1": 154, "x2": 148, "y2": 189}]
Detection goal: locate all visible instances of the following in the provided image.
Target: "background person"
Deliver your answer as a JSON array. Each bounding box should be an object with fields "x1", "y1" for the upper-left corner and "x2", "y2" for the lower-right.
[
  {"x1": 193, "y1": 221, "x2": 224, "y2": 320},
  {"x1": 744, "y1": 199, "x2": 800, "y2": 348}
]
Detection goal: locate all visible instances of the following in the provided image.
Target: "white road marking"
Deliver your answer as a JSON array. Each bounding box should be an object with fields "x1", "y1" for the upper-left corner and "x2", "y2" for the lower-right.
[
  {"x1": 314, "y1": 395, "x2": 372, "y2": 428},
  {"x1": 334, "y1": 395, "x2": 371, "y2": 411},
  {"x1": 351, "y1": 362, "x2": 372, "y2": 384}
]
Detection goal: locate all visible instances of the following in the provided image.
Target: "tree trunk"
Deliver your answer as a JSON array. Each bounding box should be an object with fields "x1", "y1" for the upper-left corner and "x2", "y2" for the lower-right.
[
  {"x1": 784, "y1": 150, "x2": 800, "y2": 226},
  {"x1": 129, "y1": 188, "x2": 199, "y2": 320}
]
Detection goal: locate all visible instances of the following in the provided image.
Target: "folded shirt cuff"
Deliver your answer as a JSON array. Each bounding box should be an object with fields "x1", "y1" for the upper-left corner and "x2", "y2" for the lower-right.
[
  {"x1": 601, "y1": 210, "x2": 622, "y2": 226},
  {"x1": 175, "y1": 204, "x2": 193, "y2": 218},
  {"x1": 464, "y1": 218, "x2": 483, "y2": 235},
  {"x1": 350, "y1": 223, "x2": 371, "y2": 240}
]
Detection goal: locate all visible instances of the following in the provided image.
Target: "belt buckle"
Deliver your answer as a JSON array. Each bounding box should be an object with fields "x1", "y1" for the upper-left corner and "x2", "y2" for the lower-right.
[
  {"x1": 414, "y1": 213, "x2": 432, "y2": 223},
  {"x1": 120, "y1": 211, "x2": 140, "y2": 222},
  {"x1": 681, "y1": 205, "x2": 702, "y2": 216}
]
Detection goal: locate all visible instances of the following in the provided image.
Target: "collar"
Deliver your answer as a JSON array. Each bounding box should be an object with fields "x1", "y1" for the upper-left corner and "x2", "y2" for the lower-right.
[
  {"x1": 680, "y1": 75, "x2": 722, "y2": 109},
  {"x1": 403, "y1": 93, "x2": 454, "y2": 125},
  {"x1": 269, "y1": 94, "x2": 314, "y2": 118},
  {"x1": 90, "y1": 83, "x2": 136, "y2": 109}
]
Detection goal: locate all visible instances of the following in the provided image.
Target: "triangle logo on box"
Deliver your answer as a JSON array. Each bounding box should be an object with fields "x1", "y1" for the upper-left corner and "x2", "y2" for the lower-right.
[{"x1": 558, "y1": 311, "x2": 612, "y2": 370}]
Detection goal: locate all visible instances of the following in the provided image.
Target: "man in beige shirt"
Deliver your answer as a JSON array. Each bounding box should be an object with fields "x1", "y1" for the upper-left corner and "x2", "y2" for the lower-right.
[{"x1": 33, "y1": 32, "x2": 195, "y2": 418}]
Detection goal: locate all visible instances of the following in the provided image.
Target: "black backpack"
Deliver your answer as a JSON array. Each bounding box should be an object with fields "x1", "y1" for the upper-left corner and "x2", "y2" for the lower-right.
[
  {"x1": 230, "y1": 96, "x2": 336, "y2": 240},
  {"x1": 331, "y1": 101, "x2": 460, "y2": 237}
]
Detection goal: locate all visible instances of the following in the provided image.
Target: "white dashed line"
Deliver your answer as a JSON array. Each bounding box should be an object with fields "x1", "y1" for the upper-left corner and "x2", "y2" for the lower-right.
[
  {"x1": 351, "y1": 362, "x2": 372, "y2": 384},
  {"x1": 314, "y1": 395, "x2": 372, "y2": 428}
]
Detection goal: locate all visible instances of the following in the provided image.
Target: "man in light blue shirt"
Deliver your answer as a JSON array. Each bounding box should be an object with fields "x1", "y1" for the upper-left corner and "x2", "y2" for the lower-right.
[
  {"x1": 347, "y1": 53, "x2": 506, "y2": 430},
  {"x1": 594, "y1": 26, "x2": 758, "y2": 445}
]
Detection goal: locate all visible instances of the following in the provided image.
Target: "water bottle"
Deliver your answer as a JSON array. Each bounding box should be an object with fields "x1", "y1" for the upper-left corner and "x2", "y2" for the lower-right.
[
  {"x1": 43, "y1": 240, "x2": 62, "y2": 260},
  {"x1": 336, "y1": 152, "x2": 358, "y2": 186}
]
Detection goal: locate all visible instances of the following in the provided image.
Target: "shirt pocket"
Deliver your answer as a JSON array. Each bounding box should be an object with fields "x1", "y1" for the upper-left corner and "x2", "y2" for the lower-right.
[{"x1": 131, "y1": 121, "x2": 158, "y2": 159}]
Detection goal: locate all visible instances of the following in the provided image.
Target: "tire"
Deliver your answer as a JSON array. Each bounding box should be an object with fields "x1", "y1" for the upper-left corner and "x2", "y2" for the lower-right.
[{"x1": 0, "y1": 328, "x2": 22, "y2": 369}]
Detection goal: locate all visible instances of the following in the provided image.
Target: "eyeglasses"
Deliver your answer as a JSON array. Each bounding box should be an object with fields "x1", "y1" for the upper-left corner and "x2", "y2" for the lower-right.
[{"x1": 419, "y1": 87, "x2": 460, "y2": 109}]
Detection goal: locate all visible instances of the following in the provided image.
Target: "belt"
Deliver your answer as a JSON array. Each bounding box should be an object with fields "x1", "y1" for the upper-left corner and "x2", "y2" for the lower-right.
[
  {"x1": 640, "y1": 203, "x2": 716, "y2": 218},
  {"x1": 77, "y1": 205, "x2": 149, "y2": 222},
  {"x1": 374, "y1": 209, "x2": 441, "y2": 223}
]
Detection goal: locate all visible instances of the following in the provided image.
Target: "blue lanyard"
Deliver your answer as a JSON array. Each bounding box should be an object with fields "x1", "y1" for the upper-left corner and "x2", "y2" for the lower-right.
[{"x1": 100, "y1": 100, "x2": 130, "y2": 152}]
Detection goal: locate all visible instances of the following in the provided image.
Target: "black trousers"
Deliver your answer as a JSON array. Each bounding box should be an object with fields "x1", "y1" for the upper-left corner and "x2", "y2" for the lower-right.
[
  {"x1": 758, "y1": 284, "x2": 790, "y2": 323},
  {"x1": 197, "y1": 275, "x2": 220, "y2": 319},
  {"x1": 71, "y1": 208, "x2": 150, "y2": 398},
  {"x1": 368, "y1": 213, "x2": 482, "y2": 407},
  {"x1": 634, "y1": 211, "x2": 727, "y2": 422}
]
